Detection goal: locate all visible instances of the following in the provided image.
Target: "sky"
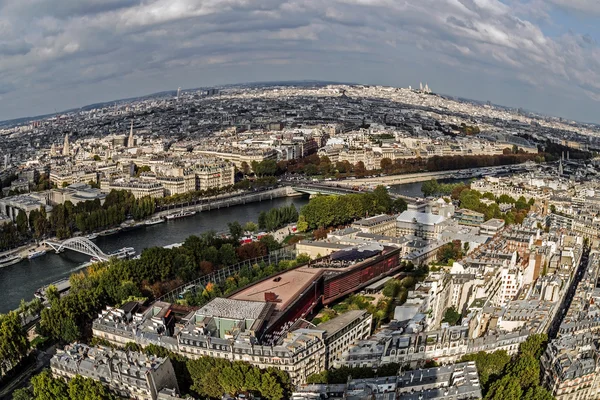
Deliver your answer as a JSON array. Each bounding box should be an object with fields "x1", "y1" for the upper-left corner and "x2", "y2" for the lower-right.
[{"x1": 1, "y1": 0, "x2": 600, "y2": 123}]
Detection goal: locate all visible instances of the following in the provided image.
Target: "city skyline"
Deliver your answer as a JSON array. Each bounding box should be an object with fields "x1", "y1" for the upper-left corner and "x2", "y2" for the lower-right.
[{"x1": 1, "y1": 0, "x2": 600, "y2": 123}]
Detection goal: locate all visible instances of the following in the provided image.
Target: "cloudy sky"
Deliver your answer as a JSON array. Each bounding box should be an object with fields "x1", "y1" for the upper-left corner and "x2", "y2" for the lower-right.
[{"x1": 1, "y1": 0, "x2": 600, "y2": 122}]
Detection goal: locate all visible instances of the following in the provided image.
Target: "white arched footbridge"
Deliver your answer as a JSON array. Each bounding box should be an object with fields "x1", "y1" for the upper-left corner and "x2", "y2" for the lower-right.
[{"x1": 44, "y1": 237, "x2": 110, "y2": 261}]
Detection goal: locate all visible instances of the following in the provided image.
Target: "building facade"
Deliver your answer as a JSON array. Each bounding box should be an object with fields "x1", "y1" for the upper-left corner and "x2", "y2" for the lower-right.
[{"x1": 51, "y1": 343, "x2": 179, "y2": 400}]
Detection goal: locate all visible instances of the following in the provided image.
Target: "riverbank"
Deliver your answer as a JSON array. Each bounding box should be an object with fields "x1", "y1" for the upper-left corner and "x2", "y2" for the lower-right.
[{"x1": 331, "y1": 162, "x2": 530, "y2": 187}]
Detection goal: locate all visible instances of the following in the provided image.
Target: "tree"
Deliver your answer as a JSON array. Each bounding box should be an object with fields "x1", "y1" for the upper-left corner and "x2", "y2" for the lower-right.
[
  {"x1": 460, "y1": 350, "x2": 511, "y2": 389},
  {"x1": 244, "y1": 366, "x2": 263, "y2": 391},
  {"x1": 219, "y1": 243, "x2": 238, "y2": 266},
  {"x1": 0, "y1": 311, "x2": 30, "y2": 374},
  {"x1": 240, "y1": 161, "x2": 251, "y2": 175},
  {"x1": 228, "y1": 221, "x2": 243, "y2": 241},
  {"x1": 296, "y1": 215, "x2": 309, "y2": 232},
  {"x1": 382, "y1": 279, "x2": 402, "y2": 298},
  {"x1": 16, "y1": 209, "x2": 28, "y2": 235},
  {"x1": 259, "y1": 235, "x2": 281, "y2": 252},
  {"x1": 354, "y1": 161, "x2": 366, "y2": 177},
  {"x1": 68, "y1": 375, "x2": 116, "y2": 400},
  {"x1": 12, "y1": 388, "x2": 33, "y2": 400},
  {"x1": 244, "y1": 221, "x2": 258, "y2": 233},
  {"x1": 519, "y1": 334, "x2": 548, "y2": 359},
  {"x1": 31, "y1": 370, "x2": 69, "y2": 400},
  {"x1": 373, "y1": 186, "x2": 392, "y2": 212},
  {"x1": 261, "y1": 372, "x2": 284, "y2": 400},
  {"x1": 507, "y1": 354, "x2": 540, "y2": 389},
  {"x1": 60, "y1": 316, "x2": 81, "y2": 343},
  {"x1": 485, "y1": 375, "x2": 522, "y2": 400},
  {"x1": 421, "y1": 179, "x2": 440, "y2": 197},
  {"x1": 391, "y1": 198, "x2": 408, "y2": 213},
  {"x1": 436, "y1": 241, "x2": 463, "y2": 265},
  {"x1": 296, "y1": 253, "x2": 311, "y2": 264},
  {"x1": 522, "y1": 385, "x2": 554, "y2": 400},
  {"x1": 442, "y1": 306, "x2": 462, "y2": 326},
  {"x1": 46, "y1": 284, "x2": 60, "y2": 304},
  {"x1": 380, "y1": 158, "x2": 393, "y2": 171},
  {"x1": 219, "y1": 365, "x2": 246, "y2": 395},
  {"x1": 306, "y1": 371, "x2": 328, "y2": 384}
]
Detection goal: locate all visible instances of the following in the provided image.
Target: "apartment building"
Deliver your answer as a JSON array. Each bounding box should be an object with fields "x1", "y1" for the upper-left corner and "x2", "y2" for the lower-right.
[
  {"x1": 50, "y1": 343, "x2": 179, "y2": 400},
  {"x1": 100, "y1": 179, "x2": 164, "y2": 199}
]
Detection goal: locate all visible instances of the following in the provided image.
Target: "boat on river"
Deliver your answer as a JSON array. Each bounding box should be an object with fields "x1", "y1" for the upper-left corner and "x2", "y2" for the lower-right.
[
  {"x1": 0, "y1": 253, "x2": 23, "y2": 268},
  {"x1": 165, "y1": 210, "x2": 196, "y2": 220},
  {"x1": 27, "y1": 249, "x2": 46, "y2": 260},
  {"x1": 145, "y1": 217, "x2": 165, "y2": 226}
]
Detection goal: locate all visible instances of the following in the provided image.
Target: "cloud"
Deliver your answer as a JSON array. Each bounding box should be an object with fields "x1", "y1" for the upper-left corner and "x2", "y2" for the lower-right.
[
  {"x1": 547, "y1": 0, "x2": 600, "y2": 15},
  {"x1": 0, "y1": 0, "x2": 599, "y2": 121}
]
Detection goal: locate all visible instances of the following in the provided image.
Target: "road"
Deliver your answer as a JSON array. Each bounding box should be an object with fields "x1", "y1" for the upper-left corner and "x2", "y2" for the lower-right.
[{"x1": 0, "y1": 346, "x2": 56, "y2": 400}]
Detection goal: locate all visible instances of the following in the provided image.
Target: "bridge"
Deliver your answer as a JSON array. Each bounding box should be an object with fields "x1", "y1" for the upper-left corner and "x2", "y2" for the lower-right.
[
  {"x1": 44, "y1": 237, "x2": 111, "y2": 261},
  {"x1": 291, "y1": 183, "x2": 417, "y2": 203}
]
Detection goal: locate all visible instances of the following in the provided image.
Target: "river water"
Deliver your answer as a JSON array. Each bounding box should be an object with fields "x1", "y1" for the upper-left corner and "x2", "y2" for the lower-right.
[{"x1": 0, "y1": 196, "x2": 310, "y2": 313}]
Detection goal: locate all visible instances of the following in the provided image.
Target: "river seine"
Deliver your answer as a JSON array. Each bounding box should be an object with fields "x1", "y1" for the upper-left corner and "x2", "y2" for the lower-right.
[{"x1": 0, "y1": 196, "x2": 309, "y2": 313}]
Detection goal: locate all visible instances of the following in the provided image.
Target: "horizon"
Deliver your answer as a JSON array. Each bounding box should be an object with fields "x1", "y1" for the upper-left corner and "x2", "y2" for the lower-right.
[{"x1": 1, "y1": 79, "x2": 593, "y2": 128}]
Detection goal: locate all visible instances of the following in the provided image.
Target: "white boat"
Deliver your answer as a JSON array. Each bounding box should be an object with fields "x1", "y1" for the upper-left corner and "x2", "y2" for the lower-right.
[
  {"x1": 28, "y1": 249, "x2": 46, "y2": 260},
  {"x1": 86, "y1": 233, "x2": 99, "y2": 240},
  {"x1": 110, "y1": 247, "x2": 136, "y2": 259},
  {"x1": 0, "y1": 254, "x2": 23, "y2": 268},
  {"x1": 99, "y1": 227, "x2": 121, "y2": 236},
  {"x1": 145, "y1": 217, "x2": 165, "y2": 226},
  {"x1": 165, "y1": 210, "x2": 197, "y2": 220}
]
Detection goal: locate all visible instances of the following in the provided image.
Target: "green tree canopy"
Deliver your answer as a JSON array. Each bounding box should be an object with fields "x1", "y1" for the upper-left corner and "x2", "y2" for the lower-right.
[{"x1": 442, "y1": 306, "x2": 462, "y2": 326}]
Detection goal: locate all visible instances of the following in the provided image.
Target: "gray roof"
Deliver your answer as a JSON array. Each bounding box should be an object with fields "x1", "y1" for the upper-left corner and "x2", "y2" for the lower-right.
[
  {"x1": 397, "y1": 210, "x2": 446, "y2": 226},
  {"x1": 317, "y1": 310, "x2": 368, "y2": 337},
  {"x1": 196, "y1": 298, "x2": 270, "y2": 321}
]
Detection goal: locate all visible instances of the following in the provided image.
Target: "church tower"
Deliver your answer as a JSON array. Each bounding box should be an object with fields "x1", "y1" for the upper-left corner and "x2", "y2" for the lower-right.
[
  {"x1": 62, "y1": 134, "x2": 70, "y2": 156},
  {"x1": 128, "y1": 120, "x2": 134, "y2": 148}
]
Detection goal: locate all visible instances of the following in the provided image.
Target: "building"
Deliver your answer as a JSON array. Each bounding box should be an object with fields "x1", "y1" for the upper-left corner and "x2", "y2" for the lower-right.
[
  {"x1": 50, "y1": 343, "x2": 179, "y2": 400},
  {"x1": 1, "y1": 178, "x2": 29, "y2": 196},
  {"x1": 293, "y1": 362, "x2": 482, "y2": 400},
  {"x1": 156, "y1": 174, "x2": 196, "y2": 196},
  {"x1": 479, "y1": 218, "x2": 506, "y2": 236},
  {"x1": 317, "y1": 310, "x2": 372, "y2": 369},
  {"x1": 351, "y1": 214, "x2": 397, "y2": 236},
  {"x1": 454, "y1": 209, "x2": 485, "y2": 226},
  {"x1": 50, "y1": 168, "x2": 98, "y2": 187},
  {"x1": 541, "y1": 333, "x2": 600, "y2": 400},
  {"x1": 0, "y1": 194, "x2": 51, "y2": 222},
  {"x1": 177, "y1": 298, "x2": 326, "y2": 385},
  {"x1": 194, "y1": 162, "x2": 235, "y2": 191},
  {"x1": 396, "y1": 210, "x2": 448, "y2": 239},
  {"x1": 296, "y1": 240, "x2": 352, "y2": 259},
  {"x1": 100, "y1": 179, "x2": 164, "y2": 199},
  {"x1": 93, "y1": 248, "x2": 402, "y2": 385},
  {"x1": 49, "y1": 183, "x2": 106, "y2": 205}
]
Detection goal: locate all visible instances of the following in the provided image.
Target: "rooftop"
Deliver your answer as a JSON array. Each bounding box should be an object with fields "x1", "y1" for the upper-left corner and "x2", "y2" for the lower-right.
[
  {"x1": 317, "y1": 310, "x2": 368, "y2": 337},
  {"x1": 196, "y1": 297, "x2": 271, "y2": 321},
  {"x1": 229, "y1": 267, "x2": 322, "y2": 311},
  {"x1": 397, "y1": 210, "x2": 446, "y2": 226},
  {"x1": 352, "y1": 214, "x2": 396, "y2": 227}
]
